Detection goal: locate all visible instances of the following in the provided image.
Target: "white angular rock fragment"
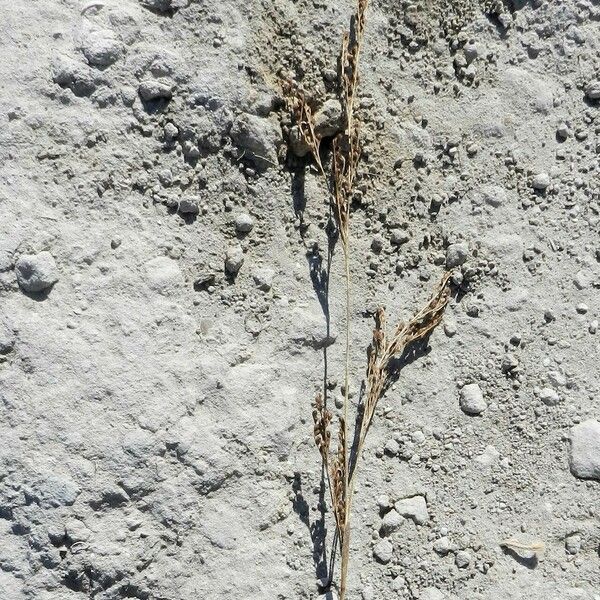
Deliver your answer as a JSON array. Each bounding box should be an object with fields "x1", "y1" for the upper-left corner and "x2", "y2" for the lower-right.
[
  {"x1": 394, "y1": 495, "x2": 429, "y2": 525},
  {"x1": 235, "y1": 213, "x2": 254, "y2": 233},
  {"x1": 225, "y1": 245, "x2": 244, "y2": 275},
  {"x1": 411, "y1": 430, "x2": 426, "y2": 444},
  {"x1": 81, "y1": 30, "x2": 123, "y2": 67},
  {"x1": 444, "y1": 319, "x2": 458, "y2": 337},
  {"x1": 380, "y1": 509, "x2": 403, "y2": 536},
  {"x1": 547, "y1": 370, "x2": 567, "y2": 387},
  {"x1": 15, "y1": 251, "x2": 59, "y2": 293},
  {"x1": 373, "y1": 539, "x2": 393, "y2": 564},
  {"x1": 138, "y1": 79, "x2": 173, "y2": 101},
  {"x1": 433, "y1": 536, "x2": 453, "y2": 556},
  {"x1": 230, "y1": 113, "x2": 282, "y2": 170},
  {"x1": 475, "y1": 445, "x2": 500, "y2": 466},
  {"x1": 163, "y1": 122, "x2": 178, "y2": 141},
  {"x1": 539, "y1": 387, "x2": 560, "y2": 406},
  {"x1": 445, "y1": 243, "x2": 468, "y2": 268},
  {"x1": 464, "y1": 63, "x2": 477, "y2": 80},
  {"x1": 569, "y1": 419, "x2": 600, "y2": 480},
  {"x1": 443, "y1": 321, "x2": 457, "y2": 337},
  {"x1": 252, "y1": 267, "x2": 274, "y2": 291},
  {"x1": 584, "y1": 80, "x2": 600, "y2": 100},
  {"x1": 556, "y1": 122, "x2": 571, "y2": 139},
  {"x1": 455, "y1": 550, "x2": 471, "y2": 568},
  {"x1": 313, "y1": 98, "x2": 343, "y2": 138},
  {"x1": 65, "y1": 518, "x2": 90, "y2": 543},
  {"x1": 384, "y1": 438, "x2": 399, "y2": 456},
  {"x1": 532, "y1": 172, "x2": 550, "y2": 190},
  {"x1": 501, "y1": 352, "x2": 519, "y2": 374},
  {"x1": 460, "y1": 383, "x2": 487, "y2": 415}
]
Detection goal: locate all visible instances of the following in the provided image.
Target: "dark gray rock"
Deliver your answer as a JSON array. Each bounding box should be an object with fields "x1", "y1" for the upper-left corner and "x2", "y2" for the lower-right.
[{"x1": 446, "y1": 243, "x2": 468, "y2": 268}]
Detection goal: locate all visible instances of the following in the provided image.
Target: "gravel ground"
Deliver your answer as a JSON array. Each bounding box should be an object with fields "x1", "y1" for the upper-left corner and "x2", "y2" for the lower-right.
[{"x1": 1, "y1": 1, "x2": 599, "y2": 599}]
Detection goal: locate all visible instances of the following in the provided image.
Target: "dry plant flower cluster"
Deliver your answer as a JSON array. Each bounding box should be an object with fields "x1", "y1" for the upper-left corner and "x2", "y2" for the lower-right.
[{"x1": 286, "y1": 1, "x2": 453, "y2": 597}]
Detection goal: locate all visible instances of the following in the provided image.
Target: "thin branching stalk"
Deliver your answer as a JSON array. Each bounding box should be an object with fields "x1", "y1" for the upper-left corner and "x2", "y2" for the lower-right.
[
  {"x1": 285, "y1": 1, "x2": 453, "y2": 598},
  {"x1": 331, "y1": 2, "x2": 368, "y2": 596}
]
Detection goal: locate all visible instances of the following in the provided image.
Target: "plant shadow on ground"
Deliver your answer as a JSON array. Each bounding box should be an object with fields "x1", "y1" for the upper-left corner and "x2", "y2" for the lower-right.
[
  {"x1": 348, "y1": 336, "x2": 433, "y2": 477},
  {"x1": 290, "y1": 164, "x2": 339, "y2": 589},
  {"x1": 501, "y1": 547, "x2": 539, "y2": 570}
]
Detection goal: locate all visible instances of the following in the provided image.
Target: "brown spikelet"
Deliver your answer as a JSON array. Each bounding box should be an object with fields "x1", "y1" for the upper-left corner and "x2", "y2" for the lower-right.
[
  {"x1": 332, "y1": 138, "x2": 351, "y2": 247},
  {"x1": 387, "y1": 271, "x2": 452, "y2": 356},
  {"x1": 312, "y1": 393, "x2": 332, "y2": 464},
  {"x1": 330, "y1": 0, "x2": 368, "y2": 253},
  {"x1": 359, "y1": 273, "x2": 452, "y2": 448},
  {"x1": 330, "y1": 417, "x2": 347, "y2": 534},
  {"x1": 282, "y1": 81, "x2": 325, "y2": 175}
]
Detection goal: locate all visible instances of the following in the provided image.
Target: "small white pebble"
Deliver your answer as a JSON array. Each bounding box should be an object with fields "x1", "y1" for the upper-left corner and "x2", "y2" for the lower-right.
[
  {"x1": 532, "y1": 172, "x2": 550, "y2": 190},
  {"x1": 235, "y1": 213, "x2": 254, "y2": 233},
  {"x1": 373, "y1": 539, "x2": 393, "y2": 564},
  {"x1": 384, "y1": 438, "x2": 399, "y2": 457},
  {"x1": 377, "y1": 494, "x2": 391, "y2": 511},
  {"x1": 539, "y1": 387, "x2": 560, "y2": 406},
  {"x1": 433, "y1": 536, "x2": 452, "y2": 556},
  {"x1": 395, "y1": 495, "x2": 429, "y2": 525},
  {"x1": 444, "y1": 321, "x2": 457, "y2": 337},
  {"x1": 460, "y1": 383, "x2": 487, "y2": 415},
  {"x1": 380, "y1": 509, "x2": 403, "y2": 536},
  {"x1": 455, "y1": 550, "x2": 472, "y2": 568},
  {"x1": 569, "y1": 419, "x2": 600, "y2": 480},
  {"x1": 225, "y1": 245, "x2": 244, "y2": 275}
]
